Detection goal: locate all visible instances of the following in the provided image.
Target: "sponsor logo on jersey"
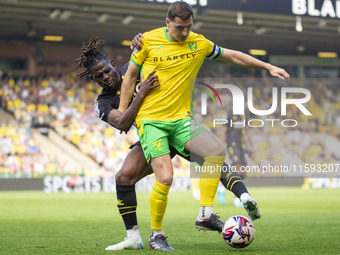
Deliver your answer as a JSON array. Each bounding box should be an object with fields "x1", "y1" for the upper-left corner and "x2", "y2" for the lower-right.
[
  {"x1": 94, "y1": 101, "x2": 100, "y2": 117},
  {"x1": 132, "y1": 47, "x2": 138, "y2": 58},
  {"x1": 133, "y1": 83, "x2": 141, "y2": 98},
  {"x1": 94, "y1": 101, "x2": 105, "y2": 120},
  {"x1": 155, "y1": 45, "x2": 165, "y2": 49},
  {"x1": 153, "y1": 53, "x2": 196, "y2": 62}
]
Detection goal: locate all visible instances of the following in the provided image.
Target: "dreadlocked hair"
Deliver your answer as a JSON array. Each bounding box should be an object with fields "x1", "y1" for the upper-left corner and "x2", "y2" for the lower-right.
[{"x1": 75, "y1": 36, "x2": 111, "y2": 78}]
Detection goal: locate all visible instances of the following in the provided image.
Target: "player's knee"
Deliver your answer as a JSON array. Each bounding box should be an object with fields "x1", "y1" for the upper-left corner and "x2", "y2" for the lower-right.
[
  {"x1": 115, "y1": 171, "x2": 137, "y2": 186},
  {"x1": 239, "y1": 172, "x2": 247, "y2": 179},
  {"x1": 156, "y1": 173, "x2": 173, "y2": 186},
  {"x1": 213, "y1": 146, "x2": 226, "y2": 157}
]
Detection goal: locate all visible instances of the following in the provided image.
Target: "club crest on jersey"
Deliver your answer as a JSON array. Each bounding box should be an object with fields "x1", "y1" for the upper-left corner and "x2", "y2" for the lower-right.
[{"x1": 188, "y1": 42, "x2": 197, "y2": 52}]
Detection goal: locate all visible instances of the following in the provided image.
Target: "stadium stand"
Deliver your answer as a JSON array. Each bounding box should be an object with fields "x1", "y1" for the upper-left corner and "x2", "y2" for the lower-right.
[
  {"x1": 0, "y1": 72, "x2": 188, "y2": 179},
  {"x1": 0, "y1": 74, "x2": 104, "y2": 178}
]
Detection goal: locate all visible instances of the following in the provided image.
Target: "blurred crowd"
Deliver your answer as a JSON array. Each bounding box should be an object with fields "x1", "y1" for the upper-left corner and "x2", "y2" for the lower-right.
[
  {"x1": 0, "y1": 71, "x2": 189, "y2": 178},
  {"x1": 0, "y1": 123, "x2": 65, "y2": 178}
]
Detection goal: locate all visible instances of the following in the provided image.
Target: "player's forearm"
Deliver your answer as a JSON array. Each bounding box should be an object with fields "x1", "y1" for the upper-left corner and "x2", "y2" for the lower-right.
[
  {"x1": 108, "y1": 86, "x2": 149, "y2": 132},
  {"x1": 106, "y1": 108, "x2": 135, "y2": 132},
  {"x1": 118, "y1": 75, "x2": 137, "y2": 113},
  {"x1": 222, "y1": 49, "x2": 290, "y2": 81},
  {"x1": 222, "y1": 49, "x2": 271, "y2": 71},
  {"x1": 114, "y1": 93, "x2": 145, "y2": 132}
]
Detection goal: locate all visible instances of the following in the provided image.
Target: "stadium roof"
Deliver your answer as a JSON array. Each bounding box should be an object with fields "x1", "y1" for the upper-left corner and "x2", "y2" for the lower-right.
[{"x1": 1, "y1": 0, "x2": 339, "y2": 55}]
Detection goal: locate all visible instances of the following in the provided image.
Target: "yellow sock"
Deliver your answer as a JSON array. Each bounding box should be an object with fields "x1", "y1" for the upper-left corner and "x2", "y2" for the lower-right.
[
  {"x1": 150, "y1": 181, "x2": 171, "y2": 231},
  {"x1": 199, "y1": 156, "x2": 224, "y2": 207}
]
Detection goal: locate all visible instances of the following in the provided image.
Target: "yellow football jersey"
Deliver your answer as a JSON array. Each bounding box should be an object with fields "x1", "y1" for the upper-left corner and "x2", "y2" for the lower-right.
[{"x1": 130, "y1": 27, "x2": 223, "y2": 126}]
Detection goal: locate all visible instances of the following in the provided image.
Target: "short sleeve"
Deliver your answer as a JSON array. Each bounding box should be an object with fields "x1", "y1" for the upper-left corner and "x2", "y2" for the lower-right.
[
  {"x1": 130, "y1": 34, "x2": 148, "y2": 67},
  {"x1": 95, "y1": 95, "x2": 115, "y2": 122}
]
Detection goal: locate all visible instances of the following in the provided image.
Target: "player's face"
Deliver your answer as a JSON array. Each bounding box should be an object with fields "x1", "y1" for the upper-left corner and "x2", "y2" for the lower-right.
[
  {"x1": 90, "y1": 60, "x2": 120, "y2": 90},
  {"x1": 166, "y1": 16, "x2": 193, "y2": 42}
]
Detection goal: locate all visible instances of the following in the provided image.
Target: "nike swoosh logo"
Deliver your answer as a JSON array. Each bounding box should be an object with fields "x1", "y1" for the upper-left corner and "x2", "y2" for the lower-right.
[
  {"x1": 156, "y1": 46, "x2": 165, "y2": 49},
  {"x1": 161, "y1": 198, "x2": 167, "y2": 202}
]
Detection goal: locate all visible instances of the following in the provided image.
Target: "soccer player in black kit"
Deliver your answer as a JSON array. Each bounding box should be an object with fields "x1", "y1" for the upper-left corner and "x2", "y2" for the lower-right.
[
  {"x1": 76, "y1": 36, "x2": 259, "y2": 251},
  {"x1": 218, "y1": 109, "x2": 255, "y2": 207},
  {"x1": 226, "y1": 109, "x2": 248, "y2": 177}
]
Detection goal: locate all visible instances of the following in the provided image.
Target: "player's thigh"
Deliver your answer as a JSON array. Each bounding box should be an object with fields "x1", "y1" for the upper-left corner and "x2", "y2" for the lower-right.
[
  {"x1": 116, "y1": 144, "x2": 152, "y2": 186},
  {"x1": 186, "y1": 130, "x2": 226, "y2": 159},
  {"x1": 184, "y1": 118, "x2": 226, "y2": 158},
  {"x1": 171, "y1": 146, "x2": 204, "y2": 166},
  {"x1": 150, "y1": 153, "x2": 173, "y2": 186}
]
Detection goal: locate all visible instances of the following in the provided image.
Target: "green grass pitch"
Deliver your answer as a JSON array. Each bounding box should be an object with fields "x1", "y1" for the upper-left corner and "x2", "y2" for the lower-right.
[{"x1": 1, "y1": 187, "x2": 340, "y2": 255}]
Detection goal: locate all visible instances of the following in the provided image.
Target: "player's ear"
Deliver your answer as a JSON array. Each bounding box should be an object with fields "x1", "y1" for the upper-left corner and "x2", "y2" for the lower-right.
[{"x1": 166, "y1": 18, "x2": 170, "y2": 30}]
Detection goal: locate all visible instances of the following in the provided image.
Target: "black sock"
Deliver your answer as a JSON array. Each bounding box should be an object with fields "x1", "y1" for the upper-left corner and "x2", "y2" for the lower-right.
[
  {"x1": 220, "y1": 163, "x2": 248, "y2": 198},
  {"x1": 116, "y1": 184, "x2": 137, "y2": 230}
]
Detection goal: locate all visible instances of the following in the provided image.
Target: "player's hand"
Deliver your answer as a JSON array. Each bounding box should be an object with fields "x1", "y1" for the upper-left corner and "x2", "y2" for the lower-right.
[
  {"x1": 138, "y1": 70, "x2": 159, "y2": 97},
  {"x1": 268, "y1": 64, "x2": 290, "y2": 83},
  {"x1": 130, "y1": 33, "x2": 144, "y2": 51}
]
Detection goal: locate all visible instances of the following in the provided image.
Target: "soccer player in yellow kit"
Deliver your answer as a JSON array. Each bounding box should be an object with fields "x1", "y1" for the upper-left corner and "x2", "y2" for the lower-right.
[{"x1": 119, "y1": 1, "x2": 290, "y2": 250}]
